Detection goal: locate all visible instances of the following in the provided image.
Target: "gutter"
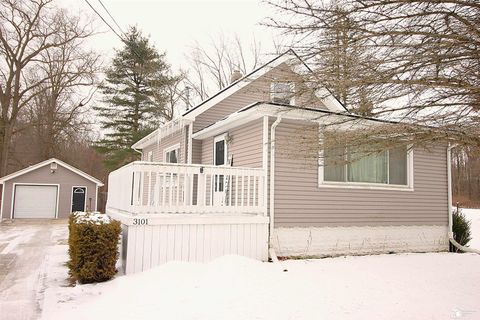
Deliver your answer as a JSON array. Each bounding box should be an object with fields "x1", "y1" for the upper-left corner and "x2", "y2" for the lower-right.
[
  {"x1": 269, "y1": 116, "x2": 282, "y2": 259},
  {"x1": 132, "y1": 146, "x2": 143, "y2": 158},
  {"x1": 447, "y1": 143, "x2": 480, "y2": 254}
]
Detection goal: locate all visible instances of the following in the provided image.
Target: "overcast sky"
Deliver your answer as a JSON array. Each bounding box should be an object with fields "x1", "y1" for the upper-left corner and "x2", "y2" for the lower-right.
[{"x1": 61, "y1": 0, "x2": 281, "y2": 71}]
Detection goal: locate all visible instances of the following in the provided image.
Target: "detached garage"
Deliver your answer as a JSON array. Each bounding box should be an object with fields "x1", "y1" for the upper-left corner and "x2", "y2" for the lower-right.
[{"x1": 0, "y1": 158, "x2": 104, "y2": 220}]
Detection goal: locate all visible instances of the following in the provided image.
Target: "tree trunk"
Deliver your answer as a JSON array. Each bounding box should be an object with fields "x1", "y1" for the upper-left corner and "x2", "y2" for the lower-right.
[{"x1": 0, "y1": 122, "x2": 13, "y2": 176}]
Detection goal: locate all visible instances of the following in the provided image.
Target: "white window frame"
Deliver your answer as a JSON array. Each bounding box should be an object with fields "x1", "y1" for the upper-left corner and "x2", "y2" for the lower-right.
[
  {"x1": 213, "y1": 133, "x2": 228, "y2": 166},
  {"x1": 318, "y1": 131, "x2": 414, "y2": 191},
  {"x1": 270, "y1": 81, "x2": 295, "y2": 105},
  {"x1": 163, "y1": 143, "x2": 180, "y2": 163},
  {"x1": 146, "y1": 151, "x2": 153, "y2": 162}
]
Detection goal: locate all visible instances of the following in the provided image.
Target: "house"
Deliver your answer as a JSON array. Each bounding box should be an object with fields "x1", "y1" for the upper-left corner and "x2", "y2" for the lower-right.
[
  {"x1": 106, "y1": 50, "x2": 450, "y2": 274},
  {"x1": 0, "y1": 158, "x2": 104, "y2": 219}
]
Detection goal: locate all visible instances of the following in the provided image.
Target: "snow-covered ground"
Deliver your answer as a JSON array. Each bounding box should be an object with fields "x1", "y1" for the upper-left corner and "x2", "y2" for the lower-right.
[
  {"x1": 41, "y1": 253, "x2": 480, "y2": 320},
  {"x1": 38, "y1": 209, "x2": 480, "y2": 320},
  {"x1": 463, "y1": 208, "x2": 480, "y2": 250}
]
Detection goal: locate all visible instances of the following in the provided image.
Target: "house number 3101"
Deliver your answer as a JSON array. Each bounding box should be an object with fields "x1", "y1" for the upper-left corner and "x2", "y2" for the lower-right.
[{"x1": 133, "y1": 218, "x2": 149, "y2": 225}]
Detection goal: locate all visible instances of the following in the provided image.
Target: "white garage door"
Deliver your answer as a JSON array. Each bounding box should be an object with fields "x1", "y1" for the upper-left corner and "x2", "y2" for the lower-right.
[{"x1": 14, "y1": 185, "x2": 58, "y2": 218}]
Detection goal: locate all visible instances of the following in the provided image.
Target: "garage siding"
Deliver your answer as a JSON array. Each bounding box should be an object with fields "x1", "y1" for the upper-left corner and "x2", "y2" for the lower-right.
[{"x1": 1, "y1": 164, "x2": 98, "y2": 219}]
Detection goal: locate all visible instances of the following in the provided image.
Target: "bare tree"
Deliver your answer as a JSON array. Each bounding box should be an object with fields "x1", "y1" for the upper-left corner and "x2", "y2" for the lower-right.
[
  {"x1": 21, "y1": 30, "x2": 101, "y2": 161},
  {"x1": 266, "y1": 0, "x2": 480, "y2": 150},
  {"x1": 452, "y1": 146, "x2": 480, "y2": 207},
  {"x1": 184, "y1": 34, "x2": 263, "y2": 102},
  {"x1": 0, "y1": 0, "x2": 97, "y2": 175}
]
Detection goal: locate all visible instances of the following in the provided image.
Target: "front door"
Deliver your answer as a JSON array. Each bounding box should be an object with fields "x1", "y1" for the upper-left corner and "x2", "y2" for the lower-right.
[
  {"x1": 72, "y1": 187, "x2": 86, "y2": 212},
  {"x1": 213, "y1": 135, "x2": 227, "y2": 206}
]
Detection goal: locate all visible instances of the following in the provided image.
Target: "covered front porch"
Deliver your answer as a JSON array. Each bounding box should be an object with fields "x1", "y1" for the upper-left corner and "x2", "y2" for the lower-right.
[{"x1": 106, "y1": 161, "x2": 269, "y2": 274}]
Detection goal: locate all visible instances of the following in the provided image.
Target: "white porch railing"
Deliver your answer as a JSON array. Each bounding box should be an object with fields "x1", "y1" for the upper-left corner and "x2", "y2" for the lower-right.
[{"x1": 106, "y1": 161, "x2": 267, "y2": 215}]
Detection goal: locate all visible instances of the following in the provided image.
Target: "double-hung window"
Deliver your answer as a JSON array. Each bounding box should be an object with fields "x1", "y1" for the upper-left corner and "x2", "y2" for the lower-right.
[
  {"x1": 164, "y1": 144, "x2": 180, "y2": 163},
  {"x1": 322, "y1": 143, "x2": 411, "y2": 188}
]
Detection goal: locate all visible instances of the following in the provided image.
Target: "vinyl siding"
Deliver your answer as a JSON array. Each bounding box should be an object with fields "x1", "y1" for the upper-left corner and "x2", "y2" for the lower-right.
[
  {"x1": 199, "y1": 118, "x2": 263, "y2": 168},
  {"x1": 193, "y1": 63, "x2": 327, "y2": 133},
  {"x1": 191, "y1": 139, "x2": 202, "y2": 164},
  {"x1": 273, "y1": 119, "x2": 448, "y2": 227},
  {"x1": 141, "y1": 128, "x2": 187, "y2": 163},
  {"x1": 1, "y1": 164, "x2": 98, "y2": 219}
]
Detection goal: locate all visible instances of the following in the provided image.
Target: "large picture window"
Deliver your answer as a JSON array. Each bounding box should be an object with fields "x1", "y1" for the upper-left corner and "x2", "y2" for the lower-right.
[{"x1": 323, "y1": 144, "x2": 409, "y2": 187}]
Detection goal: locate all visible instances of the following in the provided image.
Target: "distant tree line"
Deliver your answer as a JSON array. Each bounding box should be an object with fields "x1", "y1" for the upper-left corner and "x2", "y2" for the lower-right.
[
  {"x1": 0, "y1": 0, "x2": 106, "y2": 181},
  {"x1": 452, "y1": 147, "x2": 480, "y2": 207}
]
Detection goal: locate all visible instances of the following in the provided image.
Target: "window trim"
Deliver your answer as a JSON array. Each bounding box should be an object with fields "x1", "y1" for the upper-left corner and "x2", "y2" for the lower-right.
[
  {"x1": 163, "y1": 143, "x2": 180, "y2": 163},
  {"x1": 318, "y1": 131, "x2": 414, "y2": 191},
  {"x1": 270, "y1": 81, "x2": 295, "y2": 105},
  {"x1": 213, "y1": 133, "x2": 228, "y2": 166},
  {"x1": 146, "y1": 150, "x2": 153, "y2": 162}
]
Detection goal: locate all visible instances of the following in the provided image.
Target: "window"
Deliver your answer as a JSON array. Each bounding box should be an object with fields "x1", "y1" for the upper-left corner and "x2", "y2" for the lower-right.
[
  {"x1": 164, "y1": 144, "x2": 180, "y2": 163},
  {"x1": 213, "y1": 134, "x2": 227, "y2": 166},
  {"x1": 271, "y1": 82, "x2": 294, "y2": 104},
  {"x1": 322, "y1": 144, "x2": 410, "y2": 187},
  {"x1": 146, "y1": 151, "x2": 153, "y2": 162}
]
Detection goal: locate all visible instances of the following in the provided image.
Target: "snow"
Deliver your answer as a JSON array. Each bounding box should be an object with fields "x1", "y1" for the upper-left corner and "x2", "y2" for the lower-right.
[
  {"x1": 73, "y1": 211, "x2": 112, "y2": 224},
  {"x1": 38, "y1": 209, "x2": 480, "y2": 320},
  {"x1": 463, "y1": 208, "x2": 480, "y2": 250}
]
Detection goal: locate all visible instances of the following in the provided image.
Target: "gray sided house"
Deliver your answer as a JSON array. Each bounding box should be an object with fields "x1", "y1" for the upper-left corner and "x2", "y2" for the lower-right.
[
  {"x1": 0, "y1": 158, "x2": 104, "y2": 219},
  {"x1": 107, "y1": 50, "x2": 450, "y2": 274}
]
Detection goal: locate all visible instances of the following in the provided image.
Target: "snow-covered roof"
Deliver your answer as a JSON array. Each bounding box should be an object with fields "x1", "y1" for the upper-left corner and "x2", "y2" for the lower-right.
[{"x1": 0, "y1": 158, "x2": 104, "y2": 186}]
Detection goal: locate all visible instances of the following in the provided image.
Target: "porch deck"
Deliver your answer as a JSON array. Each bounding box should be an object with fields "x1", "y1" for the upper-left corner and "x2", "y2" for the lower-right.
[{"x1": 106, "y1": 162, "x2": 270, "y2": 274}]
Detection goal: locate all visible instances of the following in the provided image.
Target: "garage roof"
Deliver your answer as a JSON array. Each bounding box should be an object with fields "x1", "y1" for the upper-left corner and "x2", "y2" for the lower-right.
[{"x1": 0, "y1": 158, "x2": 104, "y2": 186}]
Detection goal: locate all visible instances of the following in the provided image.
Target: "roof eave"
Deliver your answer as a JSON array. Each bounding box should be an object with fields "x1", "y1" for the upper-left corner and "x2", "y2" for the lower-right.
[{"x1": 0, "y1": 158, "x2": 104, "y2": 186}]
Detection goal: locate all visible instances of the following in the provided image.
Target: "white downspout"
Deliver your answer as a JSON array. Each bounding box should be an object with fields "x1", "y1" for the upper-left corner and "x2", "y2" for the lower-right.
[
  {"x1": 447, "y1": 143, "x2": 454, "y2": 239},
  {"x1": 447, "y1": 143, "x2": 480, "y2": 254},
  {"x1": 269, "y1": 116, "x2": 288, "y2": 271}
]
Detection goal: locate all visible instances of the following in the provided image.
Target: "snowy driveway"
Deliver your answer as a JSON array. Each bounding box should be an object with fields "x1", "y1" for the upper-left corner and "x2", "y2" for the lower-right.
[{"x1": 0, "y1": 220, "x2": 69, "y2": 320}]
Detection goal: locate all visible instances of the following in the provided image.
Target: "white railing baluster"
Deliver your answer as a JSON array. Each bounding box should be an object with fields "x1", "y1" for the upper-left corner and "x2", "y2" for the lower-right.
[
  {"x1": 169, "y1": 172, "x2": 174, "y2": 208},
  {"x1": 147, "y1": 172, "x2": 152, "y2": 210},
  {"x1": 241, "y1": 175, "x2": 245, "y2": 207},
  {"x1": 253, "y1": 175, "x2": 256, "y2": 207},
  {"x1": 106, "y1": 162, "x2": 266, "y2": 216},
  {"x1": 139, "y1": 169, "x2": 144, "y2": 208},
  {"x1": 162, "y1": 172, "x2": 166, "y2": 207},
  {"x1": 176, "y1": 171, "x2": 180, "y2": 207},
  {"x1": 247, "y1": 174, "x2": 251, "y2": 209},
  {"x1": 235, "y1": 173, "x2": 239, "y2": 207},
  {"x1": 229, "y1": 174, "x2": 233, "y2": 206}
]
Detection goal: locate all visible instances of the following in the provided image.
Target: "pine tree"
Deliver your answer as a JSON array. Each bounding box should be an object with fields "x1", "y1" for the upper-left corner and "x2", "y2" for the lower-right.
[{"x1": 95, "y1": 26, "x2": 175, "y2": 170}]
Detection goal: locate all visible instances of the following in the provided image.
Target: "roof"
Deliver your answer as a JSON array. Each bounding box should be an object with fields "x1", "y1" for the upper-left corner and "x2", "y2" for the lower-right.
[
  {"x1": 132, "y1": 50, "x2": 349, "y2": 150},
  {"x1": 192, "y1": 102, "x2": 400, "y2": 140},
  {"x1": 182, "y1": 49, "x2": 348, "y2": 121},
  {"x1": 132, "y1": 118, "x2": 192, "y2": 150},
  {"x1": 0, "y1": 158, "x2": 104, "y2": 186}
]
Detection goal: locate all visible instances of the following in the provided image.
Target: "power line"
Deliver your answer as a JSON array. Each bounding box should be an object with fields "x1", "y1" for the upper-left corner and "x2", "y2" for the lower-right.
[
  {"x1": 97, "y1": 0, "x2": 125, "y2": 35},
  {"x1": 83, "y1": 0, "x2": 124, "y2": 42},
  {"x1": 83, "y1": 0, "x2": 143, "y2": 60}
]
